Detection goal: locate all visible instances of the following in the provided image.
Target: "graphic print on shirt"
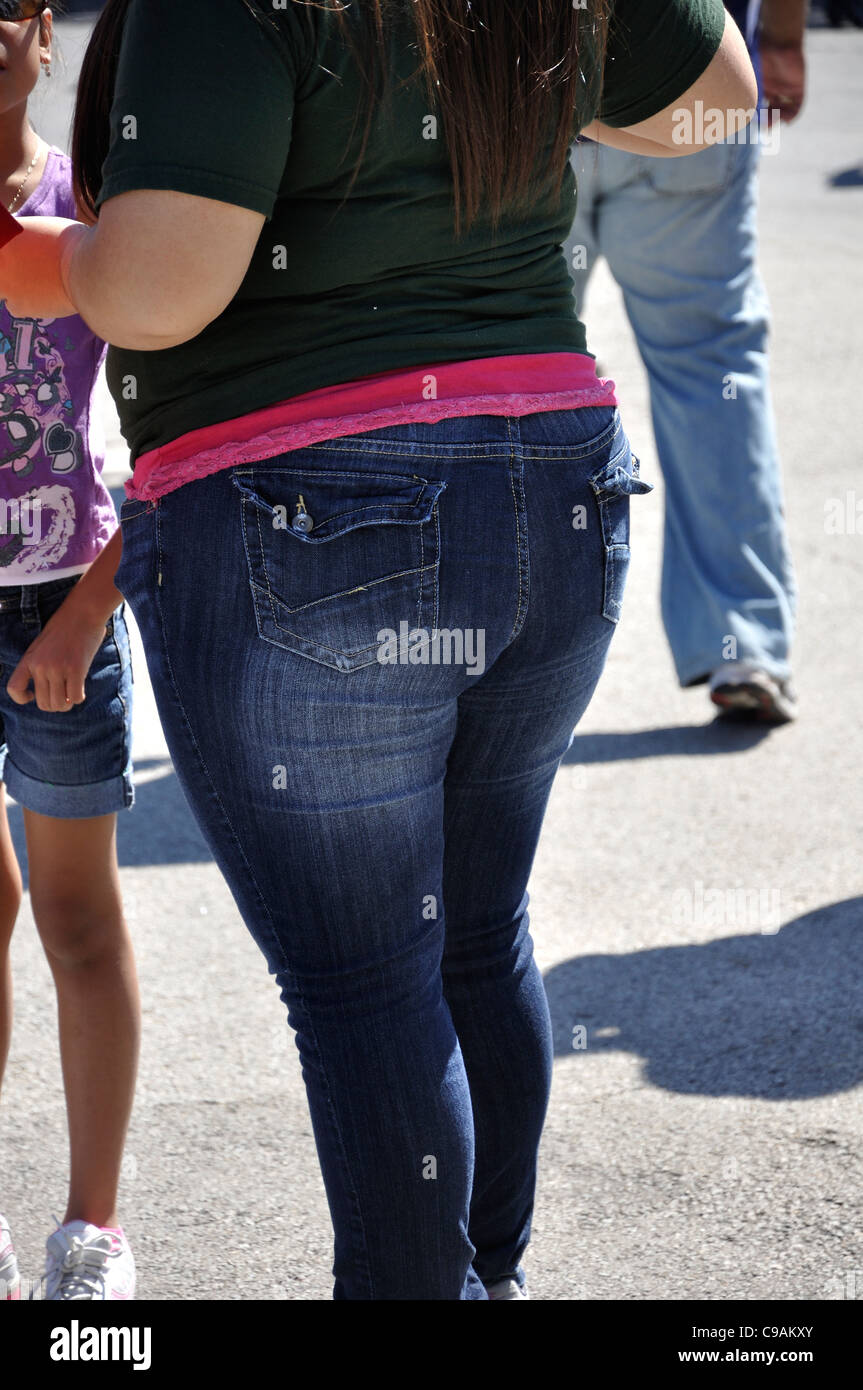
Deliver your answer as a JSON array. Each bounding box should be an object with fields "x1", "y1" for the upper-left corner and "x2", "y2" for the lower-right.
[{"x1": 0, "y1": 311, "x2": 81, "y2": 573}]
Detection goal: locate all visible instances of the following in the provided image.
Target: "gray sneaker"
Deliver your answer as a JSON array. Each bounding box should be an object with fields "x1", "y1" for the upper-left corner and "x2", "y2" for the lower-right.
[
  {"x1": 710, "y1": 663, "x2": 797, "y2": 724},
  {"x1": 43, "y1": 1220, "x2": 135, "y2": 1301}
]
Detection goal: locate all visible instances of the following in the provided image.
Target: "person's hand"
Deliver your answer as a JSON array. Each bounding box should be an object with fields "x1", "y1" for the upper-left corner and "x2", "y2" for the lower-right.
[
  {"x1": 6, "y1": 599, "x2": 108, "y2": 712},
  {"x1": 760, "y1": 39, "x2": 806, "y2": 123}
]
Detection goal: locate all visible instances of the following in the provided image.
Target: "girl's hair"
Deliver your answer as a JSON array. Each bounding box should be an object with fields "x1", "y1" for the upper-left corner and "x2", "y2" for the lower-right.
[{"x1": 72, "y1": 0, "x2": 609, "y2": 236}]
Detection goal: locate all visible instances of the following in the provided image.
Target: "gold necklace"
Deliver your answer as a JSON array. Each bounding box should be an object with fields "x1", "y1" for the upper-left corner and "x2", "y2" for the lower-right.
[{"x1": 8, "y1": 137, "x2": 43, "y2": 215}]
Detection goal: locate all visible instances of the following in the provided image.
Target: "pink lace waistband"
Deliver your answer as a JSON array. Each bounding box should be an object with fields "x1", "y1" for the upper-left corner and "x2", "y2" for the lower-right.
[{"x1": 126, "y1": 354, "x2": 618, "y2": 502}]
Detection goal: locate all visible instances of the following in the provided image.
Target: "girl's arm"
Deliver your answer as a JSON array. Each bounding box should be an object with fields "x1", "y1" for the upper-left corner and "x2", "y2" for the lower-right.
[{"x1": 6, "y1": 529, "x2": 125, "y2": 711}]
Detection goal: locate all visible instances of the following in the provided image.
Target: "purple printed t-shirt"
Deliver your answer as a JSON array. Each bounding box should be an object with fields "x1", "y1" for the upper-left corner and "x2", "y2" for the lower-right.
[{"x1": 0, "y1": 145, "x2": 115, "y2": 585}]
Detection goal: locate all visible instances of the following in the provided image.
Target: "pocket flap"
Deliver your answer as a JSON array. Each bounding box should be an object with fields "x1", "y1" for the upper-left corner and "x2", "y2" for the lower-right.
[
  {"x1": 232, "y1": 467, "x2": 446, "y2": 542},
  {"x1": 590, "y1": 451, "x2": 653, "y2": 500}
]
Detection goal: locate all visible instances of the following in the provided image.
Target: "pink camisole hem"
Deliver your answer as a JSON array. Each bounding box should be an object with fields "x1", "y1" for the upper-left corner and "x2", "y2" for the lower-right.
[{"x1": 125, "y1": 353, "x2": 618, "y2": 502}]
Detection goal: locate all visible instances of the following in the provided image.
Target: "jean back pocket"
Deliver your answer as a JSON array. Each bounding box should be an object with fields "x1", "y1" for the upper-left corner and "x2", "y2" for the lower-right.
[{"x1": 233, "y1": 465, "x2": 446, "y2": 672}]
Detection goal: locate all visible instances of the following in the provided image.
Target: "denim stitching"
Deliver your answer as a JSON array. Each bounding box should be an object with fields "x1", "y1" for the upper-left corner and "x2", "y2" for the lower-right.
[
  {"x1": 234, "y1": 471, "x2": 440, "y2": 536},
  {"x1": 242, "y1": 485, "x2": 439, "y2": 669},
  {"x1": 157, "y1": 496, "x2": 373, "y2": 1294},
  {"x1": 283, "y1": 988, "x2": 375, "y2": 1298},
  {"x1": 274, "y1": 417, "x2": 621, "y2": 463},
  {"x1": 417, "y1": 506, "x2": 425, "y2": 634},
  {"x1": 254, "y1": 564, "x2": 438, "y2": 632},
  {"x1": 430, "y1": 502, "x2": 441, "y2": 633},
  {"x1": 233, "y1": 466, "x2": 432, "y2": 485},
  {"x1": 250, "y1": 488, "x2": 435, "y2": 633},
  {"x1": 106, "y1": 608, "x2": 134, "y2": 807},
  {"x1": 505, "y1": 420, "x2": 529, "y2": 645},
  {"x1": 120, "y1": 500, "x2": 156, "y2": 523},
  {"x1": 153, "y1": 501, "x2": 285, "y2": 968}
]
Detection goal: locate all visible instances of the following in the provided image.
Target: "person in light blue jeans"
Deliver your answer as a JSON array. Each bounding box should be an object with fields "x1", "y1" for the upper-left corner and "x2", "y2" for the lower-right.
[
  {"x1": 564, "y1": 0, "x2": 806, "y2": 724},
  {"x1": 565, "y1": 134, "x2": 797, "y2": 721}
]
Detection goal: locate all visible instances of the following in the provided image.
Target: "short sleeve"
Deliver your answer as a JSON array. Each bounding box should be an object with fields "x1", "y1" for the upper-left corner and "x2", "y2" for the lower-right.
[
  {"x1": 598, "y1": 0, "x2": 728, "y2": 129},
  {"x1": 95, "y1": 0, "x2": 299, "y2": 219}
]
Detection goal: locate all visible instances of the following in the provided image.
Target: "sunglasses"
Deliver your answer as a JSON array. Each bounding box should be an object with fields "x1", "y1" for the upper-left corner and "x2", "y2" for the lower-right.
[{"x1": 0, "y1": 1, "x2": 49, "y2": 20}]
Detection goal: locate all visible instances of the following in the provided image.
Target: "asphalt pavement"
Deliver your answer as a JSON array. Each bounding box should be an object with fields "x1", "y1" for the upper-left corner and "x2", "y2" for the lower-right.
[{"x1": 2, "y1": 11, "x2": 862, "y2": 1300}]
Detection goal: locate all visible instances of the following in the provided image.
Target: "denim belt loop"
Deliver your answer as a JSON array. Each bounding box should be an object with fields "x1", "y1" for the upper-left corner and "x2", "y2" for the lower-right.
[
  {"x1": 21, "y1": 581, "x2": 40, "y2": 626},
  {"x1": 0, "y1": 585, "x2": 23, "y2": 617}
]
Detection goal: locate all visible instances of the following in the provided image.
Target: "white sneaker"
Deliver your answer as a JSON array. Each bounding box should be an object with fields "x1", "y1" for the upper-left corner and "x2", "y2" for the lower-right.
[
  {"x1": 0, "y1": 1214, "x2": 21, "y2": 1300},
  {"x1": 484, "y1": 1277, "x2": 529, "y2": 1300},
  {"x1": 43, "y1": 1220, "x2": 135, "y2": 1301}
]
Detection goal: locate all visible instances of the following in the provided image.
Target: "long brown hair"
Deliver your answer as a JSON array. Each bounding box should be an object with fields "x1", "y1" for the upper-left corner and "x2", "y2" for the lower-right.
[{"x1": 72, "y1": 0, "x2": 608, "y2": 237}]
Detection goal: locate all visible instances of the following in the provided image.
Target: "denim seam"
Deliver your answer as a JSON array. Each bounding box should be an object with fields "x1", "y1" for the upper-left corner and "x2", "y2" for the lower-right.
[
  {"x1": 274, "y1": 436, "x2": 621, "y2": 461},
  {"x1": 416, "y1": 503, "x2": 426, "y2": 637},
  {"x1": 249, "y1": 550, "x2": 438, "y2": 658},
  {"x1": 256, "y1": 565, "x2": 437, "y2": 629},
  {"x1": 105, "y1": 608, "x2": 134, "y2": 804},
  {"x1": 264, "y1": 442, "x2": 512, "y2": 459},
  {"x1": 293, "y1": 995, "x2": 376, "y2": 1299},
  {"x1": 505, "y1": 421, "x2": 529, "y2": 645},
  {"x1": 233, "y1": 465, "x2": 433, "y2": 488},
  {"x1": 430, "y1": 501, "x2": 441, "y2": 632},
  {"x1": 287, "y1": 416, "x2": 622, "y2": 463},
  {"x1": 120, "y1": 500, "x2": 155, "y2": 523},
  {"x1": 148, "y1": 500, "x2": 372, "y2": 1292},
  {"x1": 153, "y1": 502, "x2": 285, "y2": 970}
]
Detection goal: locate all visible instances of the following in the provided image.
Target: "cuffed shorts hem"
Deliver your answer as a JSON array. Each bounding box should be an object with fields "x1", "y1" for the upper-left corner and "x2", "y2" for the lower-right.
[{"x1": 0, "y1": 748, "x2": 135, "y2": 818}]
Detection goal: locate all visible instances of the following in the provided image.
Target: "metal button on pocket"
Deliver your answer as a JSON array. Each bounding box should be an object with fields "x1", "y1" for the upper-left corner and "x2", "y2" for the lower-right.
[{"x1": 292, "y1": 495, "x2": 314, "y2": 533}]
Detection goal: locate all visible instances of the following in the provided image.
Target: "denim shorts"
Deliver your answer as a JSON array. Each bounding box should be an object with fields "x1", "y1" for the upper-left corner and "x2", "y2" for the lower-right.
[{"x1": 0, "y1": 573, "x2": 134, "y2": 818}]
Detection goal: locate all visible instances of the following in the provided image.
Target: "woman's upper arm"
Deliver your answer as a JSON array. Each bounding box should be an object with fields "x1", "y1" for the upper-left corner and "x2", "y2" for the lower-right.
[
  {"x1": 616, "y1": 10, "x2": 758, "y2": 150},
  {"x1": 79, "y1": 0, "x2": 298, "y2": 347},
  {"x1": 595, "y1": 0, "x2": 757, "y2": 150},
  {"x1": 86, "y1": 190, "x2": 266, "y2": 347}
]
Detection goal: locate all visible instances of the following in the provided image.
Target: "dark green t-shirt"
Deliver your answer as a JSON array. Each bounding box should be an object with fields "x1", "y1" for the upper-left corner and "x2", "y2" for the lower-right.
[{"x1": 95, "y1": 0, "x2": 726, "y2": 464}]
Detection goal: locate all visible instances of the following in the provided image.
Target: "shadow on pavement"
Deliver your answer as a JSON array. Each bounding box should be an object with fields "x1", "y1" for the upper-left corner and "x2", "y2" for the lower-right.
[
  {"x1": 829, "y1": 165, "x2": 863, "y2": 187},
  {"x1": 6, "y1": 757, "x2": 214, "y2": 888},
  {"x1": 115, "y1": 758, "x2": 213, "y2": 868},
  {"x1": 562, "y1": 720, "x2": 774, "y2": 765},
  {"x1": 544, "y1": 896, "x2": 863, "y2": 1098}
]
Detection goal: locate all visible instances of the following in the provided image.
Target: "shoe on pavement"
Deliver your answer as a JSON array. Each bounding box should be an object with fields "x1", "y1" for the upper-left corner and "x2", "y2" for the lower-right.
[
  {"x1": 484, "y1": 1277, "x2": 529, "y2": 1300},
  {"x1": 709, "y1": 663, "x2": 797, "y2": 724},
  {"x1": 1, "y1": 1214, "x2": 21, "y2": 1300},
  {"x1": 43, "y1": 1220, "x2": 135, "y2": 1301}
]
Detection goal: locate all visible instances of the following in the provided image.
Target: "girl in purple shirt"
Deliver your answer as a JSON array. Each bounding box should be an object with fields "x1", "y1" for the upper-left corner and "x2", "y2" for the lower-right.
[{"x1": 0, "y1": 2, "x2": 138, "y2": 1302}]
